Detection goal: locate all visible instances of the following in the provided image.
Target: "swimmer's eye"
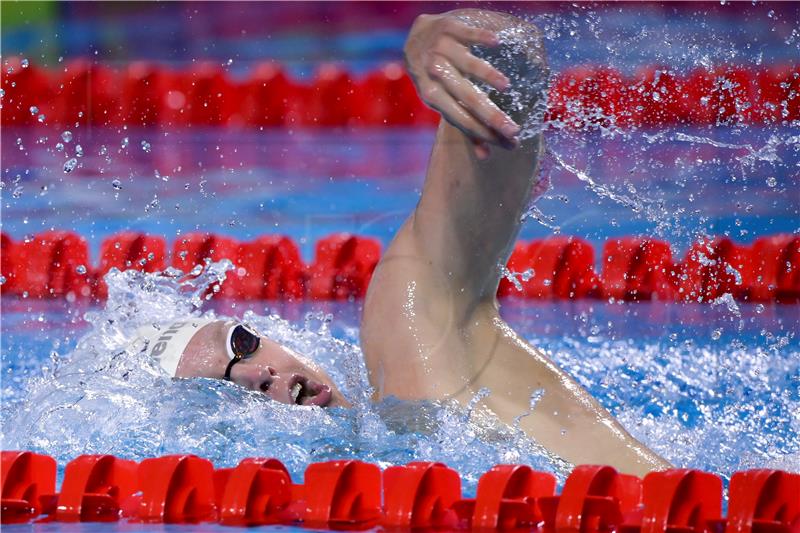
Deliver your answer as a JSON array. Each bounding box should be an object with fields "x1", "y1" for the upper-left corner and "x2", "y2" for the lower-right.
[{"x1": 224, "y1": 323, "x2": 261, "y2": 381}]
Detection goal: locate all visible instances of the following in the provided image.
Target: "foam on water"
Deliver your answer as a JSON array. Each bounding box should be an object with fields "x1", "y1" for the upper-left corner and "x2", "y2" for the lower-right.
[
  {"x1": 1, "y1": 264, "x2": 568, "y2": 490},
  {"x1": 2, "y1": 264, "x2": 798, "y2": 490},
  {"x1": 549, "y1": 333, "x2": 800, "y2": 477}
]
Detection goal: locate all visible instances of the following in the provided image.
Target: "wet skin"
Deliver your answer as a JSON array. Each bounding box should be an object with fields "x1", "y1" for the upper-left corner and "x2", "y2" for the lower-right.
[
  {"x1": 168, "y1": 9, "x2": 669, "y2": 475},
  {"x1": 175, "y1": 321, "x2": 348, "y2": 407}
]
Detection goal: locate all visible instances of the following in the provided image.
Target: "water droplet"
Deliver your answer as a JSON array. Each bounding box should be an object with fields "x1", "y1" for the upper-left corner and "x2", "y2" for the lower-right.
[
  {"x1": 711, "y1": 328, "x2": 722, "y2": 340},
  {"x1": 38, "y1": 114, "x2": 46, "y2": 123},
  {"x1": 0, "y1": 275, "x2": 6, "y2": 285},
  {"x1": 766, "y1": 177, "x2": 777, "y2": 188},
  {"x1": 61, "y1": 131, "x2": 73, "y2": 143},
  {"x1": 29, "y1": 105, "x2": 39, "y2": 115},
  {"x1": 121, "y1": 137, "x2": 129, "y2": 149},
  {"x1": 12, "y1": 186, "x2": 23, "y2": 199},
  {"x1": 55, "y1": 142, "x2": 64, "y2": 152},
  {"x1": 63, "y1": 158, "x2": 78, "y2": 173},
  {"x1": 141, "y1": 140, "x2": 151, "y2": 153},
  {"x1": 75, "y1": 144, "x2": 84, "y2": 157},
  {"x1": 755, "y1": 304, "x2": 765, "y2": 314},
  {"x1": 99, "y1": 145, "x2": 108, "y2": 156},
  {"x1": 145, "y1": 195, "x2": 160, "y2": 212},
  {"x1": 111, "y1": 179, "x2": 122, "y2": 190},
  {"x1": 21, "y1": 59, "x2": 29, "y2": 68},
  {"x1": 76, "y1": 265, "x2": 87, "y2": 275},
  {"x1": 0, "y1": 88, "x2": 5, "y2": 98}
]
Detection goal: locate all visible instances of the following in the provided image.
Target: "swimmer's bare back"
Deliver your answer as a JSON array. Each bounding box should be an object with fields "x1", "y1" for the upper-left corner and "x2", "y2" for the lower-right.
[{"x1": 360, "y1": 9, "x2": 671, "y2": 476}]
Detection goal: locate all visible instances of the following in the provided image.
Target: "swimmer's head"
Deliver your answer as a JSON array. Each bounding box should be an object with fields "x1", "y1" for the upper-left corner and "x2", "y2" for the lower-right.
[{"x1": 136, "y1": 318, "x2": 347, "y2": 407}]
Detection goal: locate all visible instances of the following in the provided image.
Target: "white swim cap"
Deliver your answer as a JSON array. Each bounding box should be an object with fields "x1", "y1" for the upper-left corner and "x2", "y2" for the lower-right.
[{"x1": 135, "y1": 318, "x2": 216, "y2": 376}]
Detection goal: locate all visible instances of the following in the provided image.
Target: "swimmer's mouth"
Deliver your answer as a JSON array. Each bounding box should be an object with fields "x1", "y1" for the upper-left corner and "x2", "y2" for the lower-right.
[{"x1": 288, "y1": 375, "x2": 332, "y2": 407}]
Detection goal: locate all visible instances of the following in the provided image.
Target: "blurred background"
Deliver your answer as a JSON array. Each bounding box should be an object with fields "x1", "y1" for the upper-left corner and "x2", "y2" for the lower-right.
[
  {"x1": 3, "y1": 2, "x2": 799, "y2": 73},
  {"x1": 2, "y1": 1, "x2": 798, "y2": 256},
  {"x1": 1, "y1": 1, "x2": 799, "y2": 484}
]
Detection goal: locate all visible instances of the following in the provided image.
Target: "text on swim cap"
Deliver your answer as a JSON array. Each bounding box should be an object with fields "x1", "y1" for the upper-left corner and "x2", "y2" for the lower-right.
[{"x1": 149, "y1": 321, "x2": 189, "y2": 360}]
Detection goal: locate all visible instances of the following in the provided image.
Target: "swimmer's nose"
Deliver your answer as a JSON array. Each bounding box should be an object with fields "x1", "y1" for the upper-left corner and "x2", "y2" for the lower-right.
[
  {"x1": 258, "y1": 366, "x2": 277, "y2": 393},
  {"x1": 230, "y1": 364, "x2": 277, "y2": 393}
]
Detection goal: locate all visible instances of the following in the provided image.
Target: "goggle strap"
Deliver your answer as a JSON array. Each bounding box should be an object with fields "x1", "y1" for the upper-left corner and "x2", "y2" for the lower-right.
[{"x1": 224, "y1": 355, "x2": 240, "y2": 381}]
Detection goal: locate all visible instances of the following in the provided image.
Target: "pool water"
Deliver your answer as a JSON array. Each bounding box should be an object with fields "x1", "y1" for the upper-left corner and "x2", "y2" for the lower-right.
[
  {"x1": 3, "y1": 127, "x2": 797, "y2": 258},
  {"x1": 0, "y1": 271, "x2": 798, "y2": 533},
  {"x1": 2, "y1": 128, "x2": 798, "y2": 486},
  {"x1": 1, "y1": 3, "x2": 799, "y2": 531}
]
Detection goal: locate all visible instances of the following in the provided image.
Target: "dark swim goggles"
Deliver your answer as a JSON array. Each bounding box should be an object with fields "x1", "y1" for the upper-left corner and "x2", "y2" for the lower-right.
[{"x1": 224, "y1": 323, "x2": 261, "y2": 381}]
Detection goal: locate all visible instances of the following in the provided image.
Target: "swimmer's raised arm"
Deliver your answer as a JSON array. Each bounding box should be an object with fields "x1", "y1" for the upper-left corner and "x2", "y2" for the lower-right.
[{"x1": 361, "y1": 9, "x2": 671, "y2": 476}]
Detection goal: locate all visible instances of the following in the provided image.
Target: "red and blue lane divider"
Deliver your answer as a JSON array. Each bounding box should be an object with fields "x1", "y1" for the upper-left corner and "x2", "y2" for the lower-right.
[
  {"x1": 2, "y1": 451, "x2": 799, "y2": 530},
  {"x1": 0, "y1": 231, "x2": 379, "y2": 302},
  {"x1": 0, "y1": 58, "x2": 438, "y2": 129},
  {"x1": 496, "y1": 235, "x2": 800, "y2": 303},
  {"x1": 1, "y1": 231, "x2": 798, "y2": 303},
  {"x1": 1, "y1": 57, "x2": 798, "y2": 128}
]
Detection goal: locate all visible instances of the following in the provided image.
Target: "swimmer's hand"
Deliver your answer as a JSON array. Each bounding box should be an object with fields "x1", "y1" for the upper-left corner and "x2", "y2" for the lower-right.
[{"x1": 404, "y1": 12, "x2": 521, "y2": 159}]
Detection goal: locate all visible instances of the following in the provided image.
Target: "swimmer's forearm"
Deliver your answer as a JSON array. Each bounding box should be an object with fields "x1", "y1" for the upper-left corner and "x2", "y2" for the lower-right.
[
  {"x1": 470, "y1": 315, "x2": 672, "y2": 475},
  {"x1": 412, "y1": 121, "x2": 543, "y2": 311}
]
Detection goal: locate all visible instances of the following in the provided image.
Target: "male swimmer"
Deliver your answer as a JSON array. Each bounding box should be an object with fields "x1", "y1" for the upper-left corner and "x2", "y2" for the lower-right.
[{"x1": 136, "y1": 9, "x2": 671, "y2": 476}]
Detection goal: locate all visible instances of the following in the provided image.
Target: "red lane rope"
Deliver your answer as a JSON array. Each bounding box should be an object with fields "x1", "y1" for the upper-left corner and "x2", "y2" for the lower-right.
[
  {"x1": 2, "y1": 450, "x2": 798, "y2": 528},
  {"x1": 1, "y1": 231, "x2": 798, "y2": 303},
  {"x1": 1, "y1": 58, "x2": 798, "y2": 128}
]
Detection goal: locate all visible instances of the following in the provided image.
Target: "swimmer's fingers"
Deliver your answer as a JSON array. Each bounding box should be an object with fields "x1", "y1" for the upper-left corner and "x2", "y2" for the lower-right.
[
  {"x1": 446, "y1": 41, "x2": 510, "y2": 92},
  {"x1": 428, "y1": 55, "x2": 520, "y2": 144},
  {"x1": 440, "y1": 18, "x2": 499, "y2": 48},
  {"x1": 421, "y1": 82, "x2": 504, "y2": 147}
]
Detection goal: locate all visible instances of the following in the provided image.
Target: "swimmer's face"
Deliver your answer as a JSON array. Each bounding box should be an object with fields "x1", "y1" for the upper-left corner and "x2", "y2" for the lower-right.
[{"x1": 175, "y1": 321, "x2": 348, "y2": 407}]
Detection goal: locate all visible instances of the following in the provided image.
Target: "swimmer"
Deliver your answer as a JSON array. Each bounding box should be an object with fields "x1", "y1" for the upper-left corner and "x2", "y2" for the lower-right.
[{"x1": 137, "y1": 9, "x2": 671, "y2": 475}]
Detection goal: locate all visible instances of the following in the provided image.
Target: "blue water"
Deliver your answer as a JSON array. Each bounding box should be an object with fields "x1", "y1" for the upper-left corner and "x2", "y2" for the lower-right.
[
  {"x1": 3, "y1": 127, "x2": 798, "y2": 261},
  {"x1": 2, "y1": 127, "x2": 799, "y2": 489},
  {"x1": 1, "y1": 292, "x2": 799, "y2": 533},
  {"x1": 2, "y1": 3, "x2": 800, "y2": 531}
]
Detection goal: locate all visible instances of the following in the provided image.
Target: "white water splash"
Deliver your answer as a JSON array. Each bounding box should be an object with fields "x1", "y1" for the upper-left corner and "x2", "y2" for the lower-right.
[{"x1": 1, "y1": 264, "x2": 566, "y2": 490}]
